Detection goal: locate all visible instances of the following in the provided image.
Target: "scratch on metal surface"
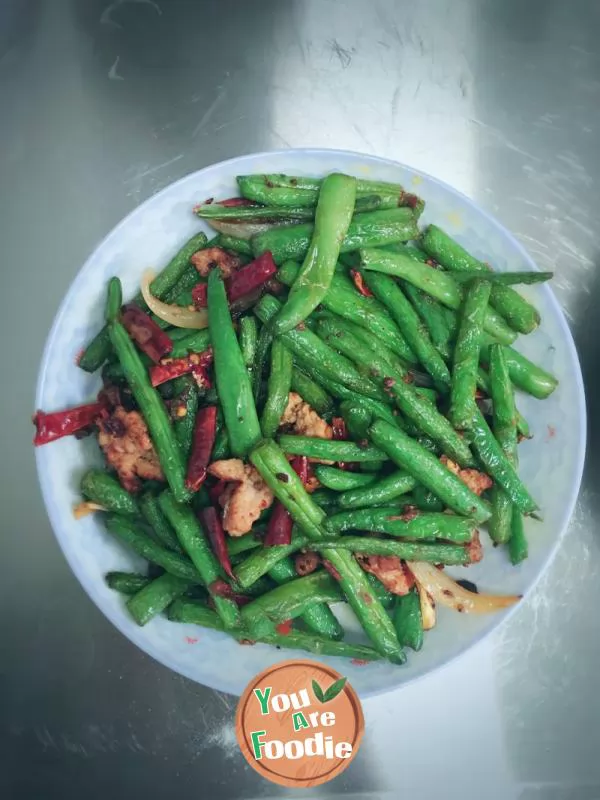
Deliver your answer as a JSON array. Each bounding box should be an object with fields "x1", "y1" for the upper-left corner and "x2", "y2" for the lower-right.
[
  {"x1": 35, "y1": 725, "x2": 59, "y2": 751},
  {"x1": 391, "y1": 85, "x2": 401, "y2": 119},
  {"x1": 469, "y1": 118, "x2": 541, "y2": 161},
  {"x1": 214, "y1": 691, "x2": 233, "y2": 711},
  {"x1": 108, "y1": 56, "x2": 124, "y2": 81},
  {"x1": 124, "y1": 154, "x2": 184, "y2": 183},
  {"x1": 350, "y1": 122, "x2": 376, "y2": 153},
  {"x1": 192, "y1": 88, "x2": 227, "y2": 138},
  {"x1": 101, "y1": 0, "x2": 162, "y2": 29},
  {"x1": 327, "y1": 39, "x2": 355, "y2": 69}
]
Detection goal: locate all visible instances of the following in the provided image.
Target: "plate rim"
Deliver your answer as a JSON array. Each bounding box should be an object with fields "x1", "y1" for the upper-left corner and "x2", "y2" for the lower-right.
[{"x1": 34, "y1": 147, "x2": 587, "y2": 697}]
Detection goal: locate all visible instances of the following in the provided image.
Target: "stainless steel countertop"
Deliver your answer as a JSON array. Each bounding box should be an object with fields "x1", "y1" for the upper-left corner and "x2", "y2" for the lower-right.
[{"x1": 2, "y1": 1, "x2": 598, "y2": 798}]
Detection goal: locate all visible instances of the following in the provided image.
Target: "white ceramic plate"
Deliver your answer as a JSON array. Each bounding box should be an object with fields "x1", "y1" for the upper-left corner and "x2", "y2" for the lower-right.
[{"x1": 35, "y1": 149, "x2": 586, "y2": 697}]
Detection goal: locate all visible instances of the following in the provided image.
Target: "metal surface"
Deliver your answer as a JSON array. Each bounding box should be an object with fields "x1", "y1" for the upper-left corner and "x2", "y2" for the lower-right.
[{"x1": 1, "y1": 0, "x2": 598, "y2": 797}]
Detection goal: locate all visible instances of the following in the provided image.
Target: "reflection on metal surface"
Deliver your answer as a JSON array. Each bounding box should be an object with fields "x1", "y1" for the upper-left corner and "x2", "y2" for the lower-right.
[{"x1": 1, "y1": 0, "x2": 599, "y2": 797}]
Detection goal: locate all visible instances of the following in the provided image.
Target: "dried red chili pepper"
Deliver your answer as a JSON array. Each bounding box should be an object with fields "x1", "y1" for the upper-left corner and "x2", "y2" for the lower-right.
[
  {"x1": 185, "y1": 405, "x2": 217, "y2": 491},
  {"x1": 32, "y1": 401, "x2": 106, "y2": 446},
  {"x1": 275, "y1": 619, "x2": 293, "y2": 635},
  {"x1": 198, "y1": 505, "x2": 234, "y2": 579},
  {"x1": 208, "y1": 479, "x2": 227, "y2": 505},
  {"x1": 208, "y1": 578, "x2": 252, "y2": 606},
  {"x1": 121, "y1": 304, "x2": 173, "y2": 363},
  {"x1": 264, "y1": 456, "x2": 312, "y2": 547},
  {"x1": 149, "y1": 350, "x2": 213, "y2": 387},
  {"x1": 226, "y1": 252, "x2": 277, "y2": 304},
  {"x1": 191, "y1": 283, "x2": 208, "y2": 308},
  {"x1": 350, "y1": 269, "x2": 374, "y2": 297},
  {"x1": 264, "y1": 502, "x2": 293, "y2": 547},
  {"x1": 192, "y1": 252, "x2": 277, "y2": 309},
  {"x1": 218, "y1": 197, "x2": 256, "y2": 207},
  {"x1": 330, "y1": 416, "x2": 356, "y2": 471}
]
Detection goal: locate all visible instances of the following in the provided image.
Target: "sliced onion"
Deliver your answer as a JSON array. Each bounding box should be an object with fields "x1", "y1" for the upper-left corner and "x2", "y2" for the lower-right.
[
  {"x1": 415, "y1": 579, "x2": 437, "y2": 630},
  {"x1": 207, "y1": 219, "x2": 276, "y2": 239},
  {"x1": 141, "y1": 271, "x2": 208, "y2": 329},
  {"x1": 407, "y1": 561, "x2": 521, "y2": 614},
  {"x1": 73, "y1": 501, "x2": 106, "y2": 520},
  {"x1": 207, "y1": 218, "x2": 300, "y2": 239}
]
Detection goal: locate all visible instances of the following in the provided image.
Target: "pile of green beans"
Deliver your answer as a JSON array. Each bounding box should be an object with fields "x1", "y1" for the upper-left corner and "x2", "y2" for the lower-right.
[{"x1": 62, "y1": 170, "x2": 558, "y2": 665}]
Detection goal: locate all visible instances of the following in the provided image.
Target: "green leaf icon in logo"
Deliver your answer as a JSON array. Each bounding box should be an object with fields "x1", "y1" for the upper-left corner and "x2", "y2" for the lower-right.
[
  {"x1": 312, "y1": 679, "x2": 325, "y2": 703},
  {"x1": 323, "y1": 677, "x2": 347, "y2": 702},
  {"x1": 312, "y1": 676, "x2": 347, "y2": 703}
]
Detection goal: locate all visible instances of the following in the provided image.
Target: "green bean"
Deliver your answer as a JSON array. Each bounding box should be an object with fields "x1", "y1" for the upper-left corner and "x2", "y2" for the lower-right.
[
  {"x1": 250, "y1": 439, "x2": 405, "y2": 663},
  {"x1": 267, "y1": 558, "x2": 344, "y2": 639},
  {"x1": 360, "y1": 248, "x2": 517, "y2": 345},
  {"x1": 361, "y1": 270, "x2": 451, "y2": 391},
  {"x1": 105, "y1": 277, "x2": 122, "y2": 323},
  {"x1": 250, "y1": 173, "x2": 424, "y2": 214},
  {"x1": 325, "y1": 508, "x2": 475, "y2": 541},
  {"x1": 365, "y1": 573, "x2": 395, "y2": 609},
  {"x1": 105, "y1": 571, "x2": 151, "y2": 595},
  {"x1": 234, "y1": 531, "x2": 310, "y2": 588},
  {"x1": 80, "y1": 469, "x2": 139, "y2": 515},
  {"x1": 313, "y1": 466, "x2": 375, "y2": 492},
  {"x1": 211, "y1": 420, "x2": 230, "y2": 460},
  {"x1": 158, "y1": 491, "x2": 241, "y2": 629},
  {"x1": 168, "y1": 598, "x2": 382, "y2": 661},
  {"x1": 404, "y1": 284, "x2": 454, "y2": 361},
  {"x1": 311, "y1": 489, "x2": 340, "y2": 511},
  {"x1": 451, "y1": 270, "x2": 553, "y2": 286},
  {"x1": 290, "y1": 368, "x2": 333, "y2": 415},
  {"x1": 252, "y1": 322, "x2": 273, "y2": 403},
  {"x1": 139, "y1": 492, "x2": 183, "y2": 552},
  {"x1": 449, "y1": 279, "x2": 492, "y2": 430},
  {"x1": 384, "y1": 243, "x2": 456, "y2": 361},
  {"x1": 239, "y1": 316, "x2": 258, "y2": 371},
  {"x1": 127, "y1": 573, "x2": 195, "y2": 626},
  {"x1": 480, "y1": 338, "x2": 557, "y2": 399},
  {"x1": 172, "y1": 375, "x2": 199, "y2": 461},
  {"x1": 337, "y1": 471, "x2": 417, "y2": 510},
  {"x1": 208, "y1": 270, "x2": 261, "y2": 458},
  {"x1": 227, "y1": 535, "x2": 262, "y2": 558},
  {"x1": 169, "y1": 329, "x2": 211, "y2": 358},
  {"x1": 254, "y1": 294, "x2": 386, "y2": 401},
  {"x1": 393, "y1": 589, "x2": 424, "y2": 651},
  {"x1": 314, "y1": 537, "x2": 472, "y2": 565},
  {"x1": 261, "y1": 339, "x2": 293, "y2": 438},
  {"x1": 411, "y1": 484, "x2": 444, "y2": 511},
  {"x1": 339, "y1": 401, "x2": 372, "y2": 440},
  {"x1": 421, "y1": 225, "x2": 540, "y2": 334},
  {"x1": 270, "y1": 174, "x2": 357, "y2": 333},
  {"x1": 369, "y1": 420, "x2": 492, "y2": 523},
  {"x1": 78, "y1": 328, "x2": 113, "y2": 375},
  {"x1": 211, "y1": 233, "x2": 255, "y2": 256},
  {"x1": 316, "y1": 317, "x2": 476, "y2": 466},
  {"x1": 80, "y1": 232, "x2": 208, "y2": 372},
  {"x1": 277, "y1": 260, "x2": 417, "y2": 364},
  {"x1": 488, "y1": 345, "x2": 518, "y2": 543},
  {"x1": 105, "y1": 514, "x2": 200, "y2": 581},
  {"x1": 470, "y1": 408, "x2": 537, "y2": 515},
  {"x1": 241, "y1": 571, "x2": 343, "y2": 637},
  {"x1": 108, "y1": 299, "x2": 190, "y2": 504},
  {"x1": 509, "y1": 507, "x2": 528, "y2": 564},
  {"x1": 279, "y1": 435, "x2": 387, "y2": 463},
  {"x1": 253, "y1": 208, "x2": 419, "y2": 265}
]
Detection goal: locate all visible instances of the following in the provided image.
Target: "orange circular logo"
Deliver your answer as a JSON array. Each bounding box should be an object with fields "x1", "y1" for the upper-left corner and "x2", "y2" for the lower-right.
[{"x1": 235, "y1": 659, "x2": 364, "y2": 788}]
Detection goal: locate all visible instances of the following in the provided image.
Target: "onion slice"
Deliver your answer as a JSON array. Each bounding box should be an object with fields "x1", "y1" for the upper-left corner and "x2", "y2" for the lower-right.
[
  {"x1": 73, "y1": 501, "x2": 106, "y2": 520},
  {"x1": 141, "y1": 270, "x2": 208, "y2": 329},
  {"x1": 414, "y1": 579, "x2": 437, "y2": 630},
  {"x1": 407, "y1": 561, "x2": 521, "y2": 614},
  {"x1": 207, "y1": 218, "x2": 300, "y2": 239}
]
